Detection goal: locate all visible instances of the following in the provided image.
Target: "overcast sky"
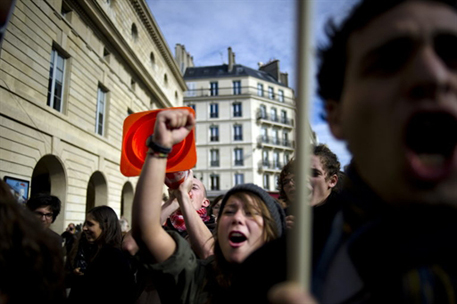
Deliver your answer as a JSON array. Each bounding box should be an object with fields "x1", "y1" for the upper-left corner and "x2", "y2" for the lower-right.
[{"x1": 146, "y1": 0, "x2": 360, "y2": 168}]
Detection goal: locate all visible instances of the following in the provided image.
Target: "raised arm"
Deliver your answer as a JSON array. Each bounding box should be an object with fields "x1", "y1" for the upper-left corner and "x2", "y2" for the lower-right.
[
  {"x1": 172, "y1": 172, "x2": 214, "y2": 259},
  {"x1": 122, "y1": 193, "x2": 179, "y2": 256},
  {"x1": 132, "y1": 109, "x2": 195, "y2": 263},
  {"x1": 160, "y1": 194, "x2": 179, "y2": 225}
]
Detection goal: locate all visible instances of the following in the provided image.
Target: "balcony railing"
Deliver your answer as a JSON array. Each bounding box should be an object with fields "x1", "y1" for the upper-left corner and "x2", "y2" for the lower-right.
[
  {"x1": 257, "y1": 136, "x2": 294, "y2": 148},
  {"x1": 256, "y1": 111, "x2": 294, "y2": 126},
  {"x1": 259, "y1": 160, "x2": 283, "y2": 170},
  {"x1": 185, "y1": 85, "x2": 295, "y2": 105},
  {"x1": 210, "y1": 160, "x2": 220, "y2": 167},
  {"x1": 234, "y1": 160, "x2": 244, "y2": 166}
]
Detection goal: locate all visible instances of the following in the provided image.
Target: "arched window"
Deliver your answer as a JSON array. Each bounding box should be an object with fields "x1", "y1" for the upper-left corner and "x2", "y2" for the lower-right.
[{"x1": 131, "y1": 23, "x2": 138, "y2": 41}]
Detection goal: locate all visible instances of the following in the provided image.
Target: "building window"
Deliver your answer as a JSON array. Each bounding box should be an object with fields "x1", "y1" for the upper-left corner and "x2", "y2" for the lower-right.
[
  {"x1": 233, "y1": 102, "x2": 242, "y2": 117},
  {"x1": 210, "y1": 149, "x2": 219, "y2": 167},
  {"x1": 233, "y1": 124, "x2": 243, "y2": 141},
  {"x1": 274, "y1": 174, "x2": 280, "y2": 190},
  {"x1": 262, "y1": 150, "x2": 269, "y2": 167},
  {"x1": 268, "y1": 86, "x2": 274, "y2": 100},
  {"x1": 271, "y1": 108, "x2": 278, "y2": 122},
  {"x1": 234, "y1": 148, "x2": 243, "y2": 166},
  {"x1": 259, "y1": 104, "x2": 267, "y2": 119},
  {"x1": 263, "y1": 174, "x2": 270, "y2": 190},
  {"x1": 210, "y1": 82, "x2": 218, "y2": 96},
  {"x1": 284, "y1": 153, "x2": 290, "y2": 165},
  {"x1": 210, "y1": 103, "x2": 219, "y2": 118},
  {"x1": 235, "y1": 173, "x2": 244, "y2": 185},
  {"x1": 96, "y1": 87, "x2": 107, "y2": 136},
  {"x1": 150, "y1": 52, "x2": 155, "y2": 65},
  {"x1": 281, "y1": 110, "x2": 288, "y2": 124},
  {"x1": 186, "y1": 82, "x2": 196, "y2": 97},
  {"x1": 233, "y1": 80, "x2": 241, "y2": 95},
  {"x1": 257, "y1": 83, "x2": 264, "y2": 97},
  {"x1": 273, "y1": 151, "x2": 280, "y2": 168},
  {"x1": 164, "y1": 74, "x2": 168, "y2": 85},
  {"x1": 272, "y1": 129, "x2": 279, "y2": 145},
  {"x1": 261, "y1": 127, "x2": 268, "y2": 143},
  {"x1": 187, "y1": 104, "x2": 196, "y2": 112},
  {"x1": 131, "y1": 23, "x2": 138, "y2": 41},
  {"x1": 210, "y1": 126, "x2": 219, "y2": 142},
  {"x1": 61, "y1": 2, "x2": 72, "y2": 17},
  {"x1": 210, "y1": 175, "x2": 220, "y2": 190},
  {"x1": 283, "y1": 131, "x2": 290, "y2": 147},
  {"x1": 47, "y1": 49, "x2": 66, "y2": 112},
  {"x1": 103, "y1": 47, "x2": 111, "y2": 62},
  {"x1": 278, "y1": 89, "x2": 284, "y2": 102}
]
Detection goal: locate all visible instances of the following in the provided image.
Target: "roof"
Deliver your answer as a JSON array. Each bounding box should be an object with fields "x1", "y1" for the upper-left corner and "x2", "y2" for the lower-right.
[{"x1": 183, "y1": 64, "x2": 288, "y2": 87}]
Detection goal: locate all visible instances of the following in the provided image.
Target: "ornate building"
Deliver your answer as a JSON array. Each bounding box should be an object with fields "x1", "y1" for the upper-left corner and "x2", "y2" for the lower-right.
[{"x1": 0, "y1": 0, "x2": 185, "y2": 232}]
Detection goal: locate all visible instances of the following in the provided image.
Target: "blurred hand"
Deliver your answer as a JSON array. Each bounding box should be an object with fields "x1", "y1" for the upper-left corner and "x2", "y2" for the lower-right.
[
  {"x1": 73, "y1": 267, "x2": 84, "y2": 276},
  {"x1": 285, "y1": 215, "x2": 294, "y2": 229},
  {"x1": 269, "y1": 282, "x2": 317, "y2": 304}
]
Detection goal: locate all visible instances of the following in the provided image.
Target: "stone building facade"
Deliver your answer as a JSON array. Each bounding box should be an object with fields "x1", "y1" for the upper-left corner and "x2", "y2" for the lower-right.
[{"x1": 0, "y1": 0, "x2": 185, "y2": 233}]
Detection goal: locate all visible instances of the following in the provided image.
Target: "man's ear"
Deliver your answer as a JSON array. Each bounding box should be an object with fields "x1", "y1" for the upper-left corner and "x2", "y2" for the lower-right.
[
  {"x1": 202, "y1": 198, "x2": 210, "y2": 208},
  {"x1": 325, "y1": 100, "x2": 344, "y2": 140},
  {"x1": 328, "y1": 174, "x2": 338, "y2": 189}
]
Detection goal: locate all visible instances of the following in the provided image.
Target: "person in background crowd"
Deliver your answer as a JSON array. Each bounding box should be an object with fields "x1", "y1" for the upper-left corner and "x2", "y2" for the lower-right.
[
  {"x1": 278, "y1": 157, "x2": 296, "y2": 211},
  {"x1": 208, "y1": 194, "x2": 224, "y2": 223},
  {"x1": 0, "y1": 180, "x2": 66, "y2": 304},
  {"x1": 119, "y1": 216, "x2": 130, "y2": 237},
  {"x1": 67, "y1": 205, "x2": 135, "y2": 304},
  {"x1": 61, "y1": 222, "x2": 77, "y2": 256},
  {"x1": 308, "y1": 144, "x2": 342, "y2": 269},
  {"x1": 309, "y1": 144, "x2": 340, "y2": 207},
  {"x1": 132, "y1": 109, "x2": 287, "y2": 303},
  {"x1": 26, "y1": 193, "x2": 63, "y2": 247}
]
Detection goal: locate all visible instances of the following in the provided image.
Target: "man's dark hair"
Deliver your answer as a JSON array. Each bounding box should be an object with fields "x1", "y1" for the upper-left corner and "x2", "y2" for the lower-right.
[
  {"x1": 26, "y1": 193, "x2": 61, "y2": 223},
  {"x1": 314, "y1": 144, "x2": 340, "y2": 181},
  {"x1": 317, "y1": 0, "x2": 457, "y2": 103}
]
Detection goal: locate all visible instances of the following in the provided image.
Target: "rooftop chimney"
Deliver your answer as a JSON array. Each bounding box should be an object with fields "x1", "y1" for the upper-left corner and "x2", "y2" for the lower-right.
[
  {"x1": 228, "y1": 47, "x2": 236, "y2": 72},
  {"x1": 259, "y1": 59, "x2": 280, "y2": 81}
]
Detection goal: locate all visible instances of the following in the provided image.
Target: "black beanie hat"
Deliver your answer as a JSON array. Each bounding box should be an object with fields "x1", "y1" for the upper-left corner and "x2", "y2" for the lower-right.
[{"x1": 219, "y1": 183, "x2": 286, "y2": 237}]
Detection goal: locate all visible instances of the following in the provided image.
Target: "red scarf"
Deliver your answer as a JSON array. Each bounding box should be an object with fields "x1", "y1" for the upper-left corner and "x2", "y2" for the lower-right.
[{"x1": 169, "y1": 207, "x2": 210, "y2": 232}]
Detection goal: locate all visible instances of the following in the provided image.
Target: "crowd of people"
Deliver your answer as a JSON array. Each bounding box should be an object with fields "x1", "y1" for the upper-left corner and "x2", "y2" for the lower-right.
[{"x1": 1, "y1": 0, "x2": 456, "y2": 303}]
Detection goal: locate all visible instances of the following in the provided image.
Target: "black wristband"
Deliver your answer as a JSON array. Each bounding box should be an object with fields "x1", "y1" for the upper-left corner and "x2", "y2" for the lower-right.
[{"x1": 146, "y1": 135, "x2": 172, "y2": 154}]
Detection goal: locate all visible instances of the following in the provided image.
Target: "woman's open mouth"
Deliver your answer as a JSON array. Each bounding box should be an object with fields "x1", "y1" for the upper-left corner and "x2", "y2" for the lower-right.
[
  {"x1": 229, "y1": 231, "x2": 247, "y2": 247},
  {"x1": 404, "y1": 111, "x2": 457, "y2": 182}
]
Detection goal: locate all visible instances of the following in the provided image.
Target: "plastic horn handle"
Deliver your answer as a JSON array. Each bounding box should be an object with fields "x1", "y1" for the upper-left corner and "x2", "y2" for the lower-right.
[{"x1": 288, "y1": 0, "x2": 314, "y2": 291}]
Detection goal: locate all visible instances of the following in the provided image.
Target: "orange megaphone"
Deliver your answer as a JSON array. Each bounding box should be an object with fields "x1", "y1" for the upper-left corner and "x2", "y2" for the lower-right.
[{"x1": 120, "y1": 107, "x2": 197, "y2": 177}]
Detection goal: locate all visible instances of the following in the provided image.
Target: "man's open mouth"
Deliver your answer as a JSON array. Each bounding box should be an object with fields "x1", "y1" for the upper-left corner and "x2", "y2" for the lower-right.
[{"x1": 404, "y1": 111, "x2": 457, "y2": 181}]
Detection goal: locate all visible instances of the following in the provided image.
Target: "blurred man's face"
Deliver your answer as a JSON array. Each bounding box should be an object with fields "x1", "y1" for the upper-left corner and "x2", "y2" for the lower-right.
[
  {"x1": 34, "y1": 206, "x2": 54, "y2": 229},
  {"x1": 282, "y1": 173, "x2": 296, "y2": 204},
  {"x1": 327, "y1": 1, "x2": 457, "y2": 204}
]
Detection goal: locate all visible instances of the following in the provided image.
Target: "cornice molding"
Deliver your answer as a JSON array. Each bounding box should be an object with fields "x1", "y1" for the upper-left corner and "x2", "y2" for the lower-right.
[
  {"x1": 129, "y1": 0, "x2": 186, "y2": 90},
  {"x1": 72, "y1": 0, "x2": 186, "y2": 108}
]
